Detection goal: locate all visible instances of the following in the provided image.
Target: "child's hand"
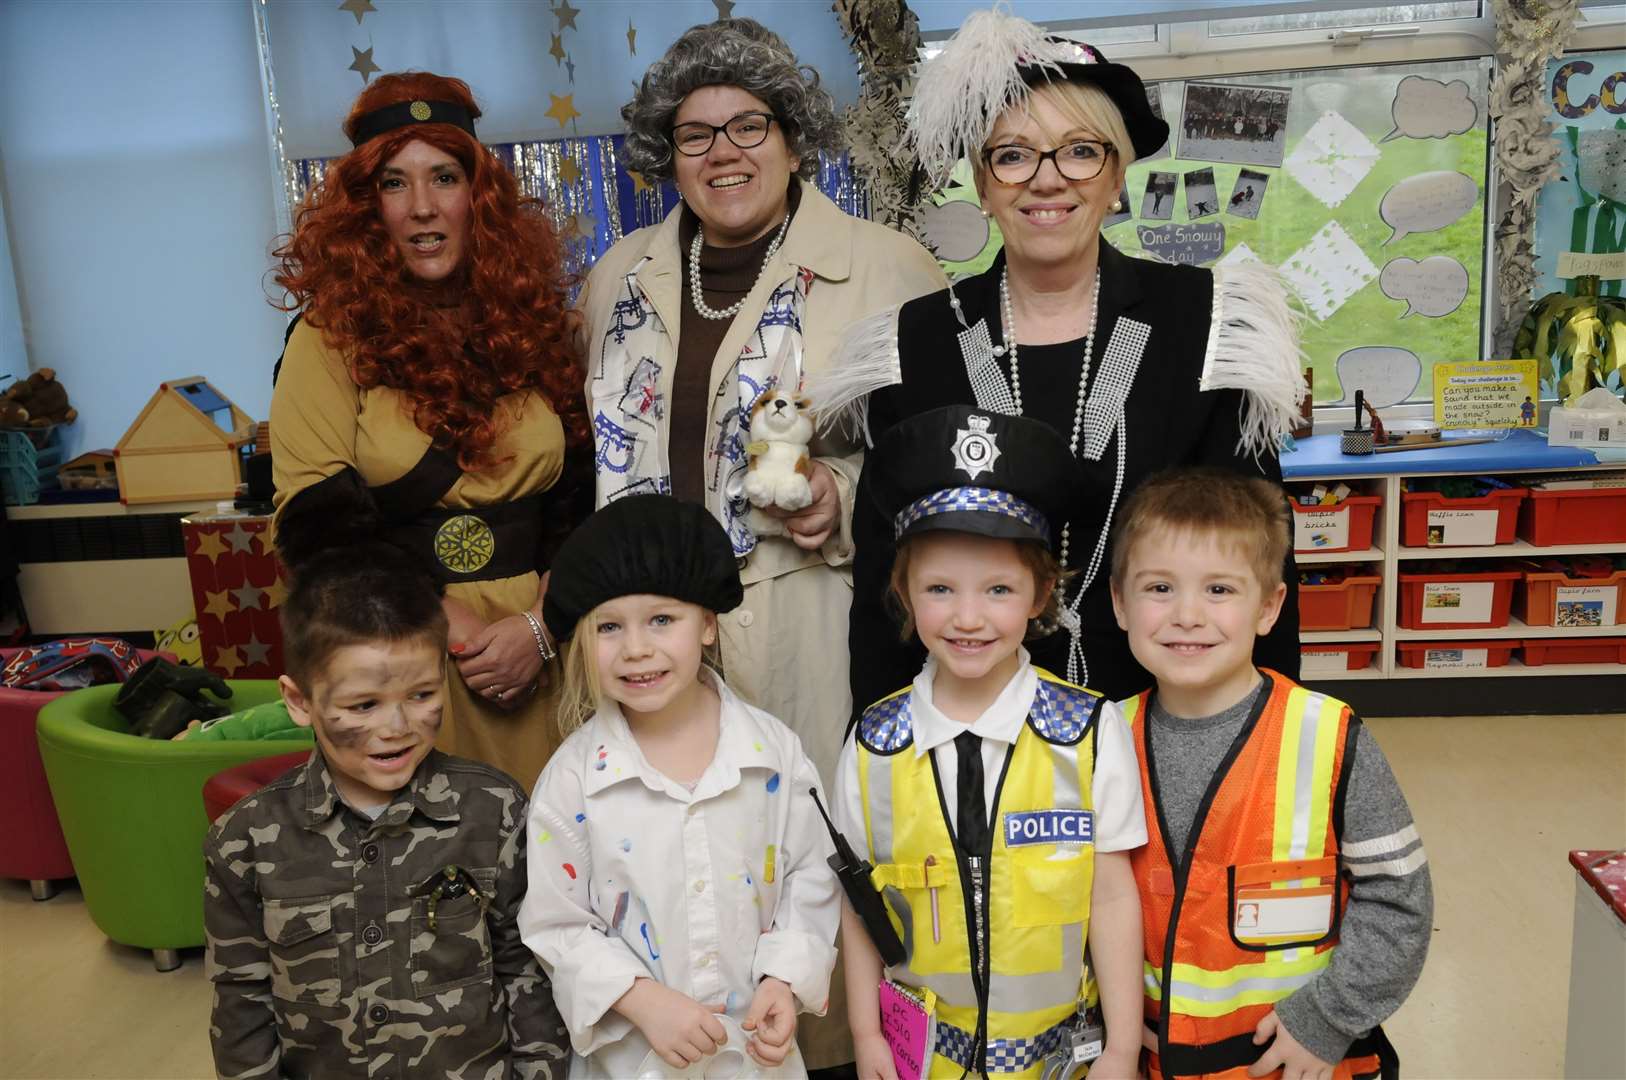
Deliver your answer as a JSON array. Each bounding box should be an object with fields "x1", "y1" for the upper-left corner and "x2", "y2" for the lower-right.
[
  {"x1": 1088, "y1": 1045, "x2": 1140, "y2": 1080},
  {"x1": 741, "y1": 977, "x2": 796, "y2": 1067},
  {"x1": 613, "y1": 979, "x2": 728, "y2": 1070},
  {"x1": 853, "y1": 1030, "x2": 899, "y2": 1080},
  {"x1": 1248, "y1": 1011, "x2": 1334, "y2": 1080}
]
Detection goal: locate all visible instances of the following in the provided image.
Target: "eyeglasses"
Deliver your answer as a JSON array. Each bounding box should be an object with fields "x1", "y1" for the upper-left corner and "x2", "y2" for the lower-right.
[
  {"x1": 982, "y1": 139, "x2": 1116, "y2": 185},
  {"x1": 671, "y1": 112, "x2": 777, "y2": 157}
]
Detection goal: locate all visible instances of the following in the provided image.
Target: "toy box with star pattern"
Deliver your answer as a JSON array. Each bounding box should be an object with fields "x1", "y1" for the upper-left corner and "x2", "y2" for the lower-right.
[{"x1": 182, "y1": 511, "x2": 287, "y2": 678}]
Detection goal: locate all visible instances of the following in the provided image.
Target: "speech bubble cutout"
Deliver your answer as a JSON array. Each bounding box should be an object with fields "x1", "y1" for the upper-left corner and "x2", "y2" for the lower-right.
[
  {"x1": 1381, "y1": 75, "x2": 1478, "y2": 142},
  {"x1": 1379, "y1": 256, "x2": 1469, "y2": 318},
  {"x1": 1578, "y1": 128, "x2": 1626, "y2": 204},
  {"x1": 1137, "y1": 223, "x2": 1226, "y2": 267},
  {"x1": 1380, "y1": 171, "x2": 1478, "y2": 245},
  {"x1": 1332, "y1": 346, "x2": 1422, "y2": 408},
  {"x1": 919, "y1": 199, "x2": 991, "y2": 264}
]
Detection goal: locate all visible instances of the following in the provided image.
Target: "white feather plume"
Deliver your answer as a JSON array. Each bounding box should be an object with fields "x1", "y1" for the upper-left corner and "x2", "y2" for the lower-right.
[
  {"x1": 906, "y1": 7, "x2": 1065, "y2": 191},
  {"x1": 803, "y1": 305, "x2": 904, "y2": 447},
  {"x1": 1199, "y1": 263, "x2": 1307, "y2": 461}
]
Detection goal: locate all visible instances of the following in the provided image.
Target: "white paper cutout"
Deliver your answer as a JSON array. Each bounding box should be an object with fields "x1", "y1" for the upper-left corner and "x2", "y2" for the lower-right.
[
  {"x1": 1331, "y1": 346, "x2": 1423, "y2": 407},
  {"x1": 920, "y1": 199, "x2": 991, "y2": 264},
  {"x1": 1578, "y1": 128, "x2": 1626, "y2": 204},
  {"x1": 1380, "y1": 256, "x2": 1470, "y2": 318},
  {"x1": 1216, "y1": 242, "x2": 1264, "y2": 269},
  {"x1": 1382, "y1": 75, "x2": 1479, "y2": 142},
  {"x1": 1279, "y1": 221, "x2": 1379, "y2": 321},
  {"x1": 1285, "y1": 111, "x2": 1381, "y2": 209},
  {"x1": 1379, "y1": 171, "x2": 1478, "y2": 245}
]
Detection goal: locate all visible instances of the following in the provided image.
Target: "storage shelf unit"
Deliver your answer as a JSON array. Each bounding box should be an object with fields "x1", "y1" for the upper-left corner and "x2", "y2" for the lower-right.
[{"x1": 1282, "y1": 431, "x2": 1625, "y2": 681}]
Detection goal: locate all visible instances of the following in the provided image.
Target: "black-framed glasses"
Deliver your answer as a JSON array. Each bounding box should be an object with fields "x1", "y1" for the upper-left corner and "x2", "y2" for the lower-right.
[
  {"x1": 982, "y1": 139, "x2": 1116, "y2": 185},
  {"x1": 671, "y1": 112, "x2": 777, "y2": 157}
]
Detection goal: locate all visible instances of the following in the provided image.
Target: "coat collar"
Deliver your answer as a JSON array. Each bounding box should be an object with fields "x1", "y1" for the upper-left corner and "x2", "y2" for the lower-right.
[{"x1": 299, "y1": 747, "x2": 461, "y2": 829}]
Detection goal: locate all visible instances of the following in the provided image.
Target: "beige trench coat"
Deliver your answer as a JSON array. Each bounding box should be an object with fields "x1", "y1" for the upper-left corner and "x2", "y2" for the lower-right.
[{"x1": 579, "y1": 180, "x2": 945, "y2": 785}]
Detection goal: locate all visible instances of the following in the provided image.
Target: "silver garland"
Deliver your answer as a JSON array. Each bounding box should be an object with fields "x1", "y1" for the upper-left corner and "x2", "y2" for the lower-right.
[{"x1": 833, "y1": 0, "x2": 923, "y2": 236}]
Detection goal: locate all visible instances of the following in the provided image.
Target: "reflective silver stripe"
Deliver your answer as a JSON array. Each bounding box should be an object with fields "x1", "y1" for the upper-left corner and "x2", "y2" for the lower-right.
[
  {"x1": 1046, "y1": 740, "x2": 1083, "y2": 816},
  {"x1": 1166, "y1": 968, "x2": 1318, "y2": 1003},
  {"x1": 901, "y1": 911, "x2": 1086, "y2": 1014},
  {"x1": 1345, "y1": 846, "x2": 1428, "y2": 878},
  {"x1": 1343, "y1": 824, "x2": 1420, "y2": 859},
  {"x1": 1289, "y1": 689, "x2": 1325, "y2": 860},
  {"x1": 864, "y1": 748, "x2": 896, "y2": 863}
]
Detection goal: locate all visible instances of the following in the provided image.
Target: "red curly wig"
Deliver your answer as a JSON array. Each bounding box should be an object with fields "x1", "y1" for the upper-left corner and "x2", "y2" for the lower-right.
[{"x1": 274, "y1": 72, "x2": 586, "y2": 468}]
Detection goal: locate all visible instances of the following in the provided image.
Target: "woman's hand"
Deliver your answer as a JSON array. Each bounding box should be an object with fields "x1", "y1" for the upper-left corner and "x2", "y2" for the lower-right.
[
  {"x1": 762, "y1": 460, "x2": 839, "y2": 550},
  {"x1": 451, "y1": 614, "x2": 545, "y2": 709}
]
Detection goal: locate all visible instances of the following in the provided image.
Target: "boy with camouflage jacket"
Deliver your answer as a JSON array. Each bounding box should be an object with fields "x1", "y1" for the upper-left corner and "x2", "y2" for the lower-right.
[{"x1": 204, "y1": 544, "x2": 568, "y2": 1079}]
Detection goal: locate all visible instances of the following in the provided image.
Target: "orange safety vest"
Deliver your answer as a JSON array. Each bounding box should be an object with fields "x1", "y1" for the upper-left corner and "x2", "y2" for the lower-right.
[{"x1": 1124, "y1": 669, "x2": 1395, "y2": 1080}]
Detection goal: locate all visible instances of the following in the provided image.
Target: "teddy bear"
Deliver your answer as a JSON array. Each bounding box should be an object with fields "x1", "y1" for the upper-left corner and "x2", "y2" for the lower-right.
[
  {"x1": 0, "y1": 367, "x2": 77, "y2": 428},
  {"x1": 742, "y1": 389, "x2": 815, "y2": 539}
]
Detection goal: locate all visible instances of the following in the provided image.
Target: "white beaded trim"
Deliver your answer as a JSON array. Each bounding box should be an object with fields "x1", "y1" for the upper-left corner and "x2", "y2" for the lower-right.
[{"x1": 688, "y1": 212, "x2": 791, "y2": 321}]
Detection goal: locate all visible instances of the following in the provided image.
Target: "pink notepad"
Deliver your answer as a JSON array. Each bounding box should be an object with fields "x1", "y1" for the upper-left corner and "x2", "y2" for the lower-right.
[{"x1": 878, "y1": 980, "x2": 935, "y2": 1080}]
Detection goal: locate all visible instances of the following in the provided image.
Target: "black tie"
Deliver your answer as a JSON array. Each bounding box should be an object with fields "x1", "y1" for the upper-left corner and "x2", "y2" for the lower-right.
[{"x1": 955, "y1": 730, "x2": 989, "y2": 856}]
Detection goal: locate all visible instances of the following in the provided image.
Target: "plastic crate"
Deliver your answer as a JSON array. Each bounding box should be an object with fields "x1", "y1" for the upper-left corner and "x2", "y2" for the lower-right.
[
  {"x1": 1397, "y1": 640, "x2": 1517, "y2": 670},
  {"x1": 1520, "y1": 638, "x2": 1626, "y2": 666},
  {"x1": 1397, "y1": 567, "x2": 1521, "y2": 630},
  {"x1": 1516, "y1": 567, "x2": 1626, "y2": 628},
  {"x1": 1290, "y1": 495, "x2": 1381, "y2": 554},
  {"x1": 1300, "y1": 642, "x2": 1381, "y2": 675},
  {"x1": 1518, "y1": 487, "x2": 1626, "y2": 547},
  {"x1": 1299, "y1": 572, "x2": 1382, "y2": 631},
  {"x1": 0, "y1": 428, "x2": 63, "y2": 506},
  {"x1": 1400, "y1": 488, "x2": 1525, "y2": 548}
]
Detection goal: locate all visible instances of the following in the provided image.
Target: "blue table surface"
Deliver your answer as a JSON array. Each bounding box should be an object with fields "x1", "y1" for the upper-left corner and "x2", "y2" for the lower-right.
[{"x1": 1281, "y1": 429, "x2": 1606, "y2": 478}]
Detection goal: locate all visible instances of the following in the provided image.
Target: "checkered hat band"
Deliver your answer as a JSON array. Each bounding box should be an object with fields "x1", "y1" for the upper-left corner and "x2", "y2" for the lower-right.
[
  {"x1": 894, "y1": 487, "x2": 1049, "y2": 540},
  {"x1": 933, "y1": 1015, "x2": 1073, "y2": 1072}
]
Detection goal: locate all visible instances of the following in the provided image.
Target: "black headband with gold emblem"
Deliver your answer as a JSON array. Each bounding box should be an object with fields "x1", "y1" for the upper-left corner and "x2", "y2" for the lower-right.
[{"x1": 348, "y1": 99, "x2": 478, "y2": 147}]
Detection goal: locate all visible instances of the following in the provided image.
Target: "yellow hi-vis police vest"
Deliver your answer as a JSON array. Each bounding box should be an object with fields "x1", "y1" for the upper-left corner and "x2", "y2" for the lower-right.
[{"x1": 854, "y1": 669, "x2": 1102, "y2": 1077}]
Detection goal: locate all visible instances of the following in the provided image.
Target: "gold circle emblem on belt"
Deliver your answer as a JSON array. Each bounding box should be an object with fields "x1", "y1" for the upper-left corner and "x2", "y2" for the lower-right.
[{"x1": 434, "y1": 515, "x2": 494, "y2": 573}]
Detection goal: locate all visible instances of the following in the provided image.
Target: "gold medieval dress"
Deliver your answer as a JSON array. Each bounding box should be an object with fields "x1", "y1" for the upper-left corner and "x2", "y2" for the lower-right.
[{"x1": 271, "y1": 320, "x2": 564, "y2": 790}]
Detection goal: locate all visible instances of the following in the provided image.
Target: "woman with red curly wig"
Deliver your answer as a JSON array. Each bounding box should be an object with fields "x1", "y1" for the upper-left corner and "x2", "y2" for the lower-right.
[{"x1": 270, "y1": 72, "x2": 590, "y2": 789}]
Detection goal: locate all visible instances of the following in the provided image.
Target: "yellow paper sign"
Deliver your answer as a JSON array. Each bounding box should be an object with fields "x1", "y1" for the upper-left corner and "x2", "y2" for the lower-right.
[{"x1": 1432, "y1": 360, "x2": 1541, "y2": 430}]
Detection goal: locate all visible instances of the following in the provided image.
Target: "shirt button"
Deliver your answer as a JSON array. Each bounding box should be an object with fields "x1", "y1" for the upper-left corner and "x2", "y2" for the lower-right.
[
  {"x1": 362, "y1": 923, "x2": 384, "y2": 945},
  {"x1": 361, "y1": 843, "x2": 380, "y2": 864},
  {"x1": 737, "y1": 610, "x2": 754, "y2": 628},
  {"x1": 694, "y1": 879, "x2": 706, "y2": 893},
  {"x1": 368, "y1": 1004, "x2": 388, "y2": 1024}
]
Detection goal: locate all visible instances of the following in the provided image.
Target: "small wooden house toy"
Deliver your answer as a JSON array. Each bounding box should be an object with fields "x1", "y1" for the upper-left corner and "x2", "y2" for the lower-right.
[
  {"x1": 58, "y1": 449, "x2": 118, "y2": 491},
  {"x1": 114, "y1": 377, "x2": 253, "y2": 505}
]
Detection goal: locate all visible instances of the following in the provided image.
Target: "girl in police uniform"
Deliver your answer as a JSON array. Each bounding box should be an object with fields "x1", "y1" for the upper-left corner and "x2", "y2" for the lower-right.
[{"x1": 831, "y1": 406, "x2": 1147, "y2": 1080}]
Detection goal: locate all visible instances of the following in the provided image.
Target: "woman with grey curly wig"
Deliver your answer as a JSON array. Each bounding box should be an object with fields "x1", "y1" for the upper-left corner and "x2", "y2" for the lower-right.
[{"x1": 576, "y1": 19, "x2": 943, "y2": 1070}]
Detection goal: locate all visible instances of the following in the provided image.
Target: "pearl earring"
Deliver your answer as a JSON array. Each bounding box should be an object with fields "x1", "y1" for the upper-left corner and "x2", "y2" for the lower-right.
[
  {"x1": 980, "y1": 207, "x2": 990, "y2": 218},
  {"x1": 1110, "y1": 199, "x2": 1123, "y2": 212}
]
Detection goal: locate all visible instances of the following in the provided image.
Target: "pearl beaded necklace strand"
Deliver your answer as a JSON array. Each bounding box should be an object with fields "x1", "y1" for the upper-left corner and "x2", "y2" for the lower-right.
[
  {"x1": 998, "y1": 265, "x2": 1101, "y2": 566},
  {"x1": 688, "y1": 211, "x2": 792, "y2": 321}
]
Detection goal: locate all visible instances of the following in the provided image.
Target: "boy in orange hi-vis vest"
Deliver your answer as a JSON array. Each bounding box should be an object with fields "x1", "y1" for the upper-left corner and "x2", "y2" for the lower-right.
[{"x1": 1109, "y1": 469, "x2": 1431, "y2": 1080}]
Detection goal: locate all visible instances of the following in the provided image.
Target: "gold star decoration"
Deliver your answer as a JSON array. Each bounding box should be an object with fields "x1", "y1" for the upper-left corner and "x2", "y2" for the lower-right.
[
  {"x1": 193, "y1": 530, "x2": 228, "y2": 563},
  {"x1": 553, "y1": 0, "x2": 580, "y2": 31},
  {"x1": 713, "y1": 0, "x2": 736, "y2": 17},
  {"x1": 562, "y1": 214, "x2": 584, "y2": 242},
  {"x1": 263, "y1": 578, "x2": 290, "y2": 609},
  {"x1": 349, "y1": 45, "x2": 380, "y2": 83},
  {"x1": 338, "y1": 0, "x2": 375, "y2": 25},
  {"x1": 559, "y1": 155, "x2": 582, "y2": 186},
  {"x1": 203, "y1": 589, "x2": 234, "y2": 622},
  {"x1": 631, "y1": 171, "x2": 653, "y2": 194},
  {"x1": 627, "y1": 20, "x2": 637, "y2": 55},
  {"x1": 545, "y1": 93, "x2": 581, "y2": 129},
  {"x1": 550, "y1": 32, "x2": 566, "y2": 65},
  {"x1": 213, "y1": 646, "x2": 244, "y2": 677}
]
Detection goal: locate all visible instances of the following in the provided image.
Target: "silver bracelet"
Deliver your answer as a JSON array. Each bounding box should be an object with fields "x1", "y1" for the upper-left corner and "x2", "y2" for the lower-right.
[{"x1": 522, "y1": 611, "x2": 556, "y2": 663}]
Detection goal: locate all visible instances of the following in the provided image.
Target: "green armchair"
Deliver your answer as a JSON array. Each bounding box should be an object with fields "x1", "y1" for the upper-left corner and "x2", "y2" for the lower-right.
[{"x1": 37, "y1": 680, "x2": 313, "y2": 971}]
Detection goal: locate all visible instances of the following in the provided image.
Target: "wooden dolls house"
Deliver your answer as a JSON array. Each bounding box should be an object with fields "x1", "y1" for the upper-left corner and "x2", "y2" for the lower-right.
[{"x1": 114, "y1": 378, "x2": 253, "y2": 504}]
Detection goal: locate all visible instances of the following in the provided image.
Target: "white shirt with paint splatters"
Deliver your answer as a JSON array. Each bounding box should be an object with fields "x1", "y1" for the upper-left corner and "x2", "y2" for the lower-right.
[{"x1": 519, "y1": 669, "x2": 840, "y2": 1079}]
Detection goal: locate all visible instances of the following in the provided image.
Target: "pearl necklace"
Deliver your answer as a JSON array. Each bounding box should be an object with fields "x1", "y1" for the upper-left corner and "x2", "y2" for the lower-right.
[
  {"x1": 687, "y1": 212, "x2": 791, "y2": 321},
  {"x1": 998, "y1": 265, "x2": 1101, "y2": 566}
]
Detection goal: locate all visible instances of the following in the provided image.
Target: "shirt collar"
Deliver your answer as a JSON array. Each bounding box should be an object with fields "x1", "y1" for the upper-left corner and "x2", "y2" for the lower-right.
[
  {"x1": 299, "y1": 747, "x2": 462, "y2": 829},
  {"x1": 640, "y1": 177, "x2": 852, "y2": 287},
  {"x1": 910, "y1": 648, "x2": 1039, "y2": 758}
]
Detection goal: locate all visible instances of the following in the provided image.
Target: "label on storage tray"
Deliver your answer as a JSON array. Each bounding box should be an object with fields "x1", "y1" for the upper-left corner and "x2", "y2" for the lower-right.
[
  {"x1": 1420, "y1": 581, "x2": 1495, "y2": 624},
  {"x1": 1554, "y1": 585, "x2": 1618, "y2": 628},
  {"x1": 1300, "y1": 649, "x2": 1350, "y2": 675},
  {"x1": 1294, "y1": 509, "x2": 1350, "y2": 552},
  {"x1": 1425, "y1": 509, "x2": 1498, "y2": 546},
  {"x1": 1423, "y1": 647, "x2": 1490, "y2": 670}
]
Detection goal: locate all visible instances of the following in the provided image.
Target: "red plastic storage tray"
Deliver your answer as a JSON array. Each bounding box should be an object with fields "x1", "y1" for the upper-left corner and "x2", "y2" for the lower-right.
[
  {"x1": 1516, "y1": 568, "x2": 1626, "y2": 628},
  {"x1": 1300, "y1": 642, "x2": 1381, "y2": 675},
  {"x1": 1396, "y1": 640, "x2": 1517, "y2": 669},
  {"x1": 1397, "y1": 567, "x2": 1521, "y2": 630},
  {"x1": 1299, "y1": 572, "x2": 1381, "y2": 631},
  {"x1": 1290, "y1": 496, "x2": 1380, "y2": 554},
  {"x1": 1400, "y1": 488, "x2": 1525, "y2": 548},
  {"x1": 1518, "y1": 487, "x2": 1626, "y2": 546},
  {"x1": 1520, "y1": 637, "x2": 1626, "y2": 666}
]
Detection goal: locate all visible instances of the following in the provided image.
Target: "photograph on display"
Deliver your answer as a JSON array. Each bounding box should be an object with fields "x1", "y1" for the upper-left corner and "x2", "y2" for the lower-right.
[
  {"x1": 1140, "y1": 171, "x2": 1177, "y2": 220},
  {"x1": 1556, "y1": 600, "x2": 1604, "y2": 627},
  {"x1": 1178, "y1": 82, "x2": 1293, "y2": 167},
  {"x1": 1185, "y1": 167, "x2": 1219, "y2": 219},
  {"x1": 1228, "y1": 168, "x2": 1271, "y2": 219}
]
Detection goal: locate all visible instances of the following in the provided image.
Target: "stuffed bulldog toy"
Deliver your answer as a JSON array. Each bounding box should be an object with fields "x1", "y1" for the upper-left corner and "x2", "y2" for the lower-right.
[{"x1": 743, "y1": 389, "x2": 815, "y2": 538}]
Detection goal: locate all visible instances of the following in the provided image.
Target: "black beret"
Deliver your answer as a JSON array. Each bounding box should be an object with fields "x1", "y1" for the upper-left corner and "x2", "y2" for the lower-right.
[
  {"x1": 543, "y1": 495, "x2": 744, "y2": 642},
  {"x1": 868, "y1": 405, "x2": 1081, "y2": 548},
  {"x1": 1022, "y1": 38, "x2": 1169, "y2": 161}
]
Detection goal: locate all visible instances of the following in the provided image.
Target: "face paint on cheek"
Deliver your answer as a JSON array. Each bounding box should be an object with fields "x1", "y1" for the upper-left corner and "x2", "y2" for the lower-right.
[
  {"x1": 413, "y1": 701, "x2": 445, "y2": 735},
  {"x1": 318, "y1": 716, "x2": 372, "y2": 749}
]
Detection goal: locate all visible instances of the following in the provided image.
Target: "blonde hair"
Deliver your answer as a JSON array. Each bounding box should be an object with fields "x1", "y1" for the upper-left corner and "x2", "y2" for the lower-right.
[
  {"x1": 1109, "y1": 468, "x2": 1291, "y2": 593},
  {"x1": 974, "y1": 80, "x2": 1136, "y2": 195},
  {"x1": 553, "y1": 608, "x2": 728, "y2": 741}
]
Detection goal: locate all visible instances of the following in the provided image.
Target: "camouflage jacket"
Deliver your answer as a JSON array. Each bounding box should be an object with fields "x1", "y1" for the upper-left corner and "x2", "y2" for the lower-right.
[{"x1": 205, "y1": 749, "x2": 569, "y2": 1079}]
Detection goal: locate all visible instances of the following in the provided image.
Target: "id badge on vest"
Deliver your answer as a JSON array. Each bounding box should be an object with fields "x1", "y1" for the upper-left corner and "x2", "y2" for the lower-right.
[{"x1": 1230, "y1": 856, "x2": 1338, "y2": 946}]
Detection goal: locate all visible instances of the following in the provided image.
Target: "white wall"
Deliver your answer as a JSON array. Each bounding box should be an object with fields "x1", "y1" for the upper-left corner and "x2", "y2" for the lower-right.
[{"x1": 0, "y1": 0, "x2": 284, "y2": 456}]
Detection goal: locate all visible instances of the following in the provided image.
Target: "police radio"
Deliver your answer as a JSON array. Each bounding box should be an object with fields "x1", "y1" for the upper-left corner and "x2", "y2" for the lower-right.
[{"x1": 808, "y1": 788, "x2": 906, "y2": 967}]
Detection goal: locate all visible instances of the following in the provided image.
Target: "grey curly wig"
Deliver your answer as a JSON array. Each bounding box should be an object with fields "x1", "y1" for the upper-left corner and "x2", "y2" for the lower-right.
[{"x1": 620, "y1": 18, "x2": 844, "y2": 182}]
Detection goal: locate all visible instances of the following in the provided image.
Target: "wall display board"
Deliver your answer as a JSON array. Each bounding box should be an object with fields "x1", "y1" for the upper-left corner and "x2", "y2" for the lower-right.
[
  {"x1": 935, "y1": 58, "x2": 1491, "y2": 407},
  {"x1": 1531, "y1": 49, "x2": 1626, "y2": 303}
]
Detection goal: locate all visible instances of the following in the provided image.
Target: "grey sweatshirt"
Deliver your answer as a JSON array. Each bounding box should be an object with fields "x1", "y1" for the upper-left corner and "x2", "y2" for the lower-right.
[{"x1": 1147, "y1": 677, "x2": 1433, "y2": 1065}]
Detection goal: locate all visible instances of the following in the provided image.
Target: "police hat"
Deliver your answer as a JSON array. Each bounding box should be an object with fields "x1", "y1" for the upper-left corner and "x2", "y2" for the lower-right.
[{"x1": 867, "y1": 406, "x2": 1079, "y2": 549}]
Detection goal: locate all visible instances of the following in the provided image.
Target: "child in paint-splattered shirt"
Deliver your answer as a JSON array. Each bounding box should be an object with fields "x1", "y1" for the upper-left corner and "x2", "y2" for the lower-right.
[{"x1": 518, "y1": 496, "x2": 840, "y2": 1079}]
